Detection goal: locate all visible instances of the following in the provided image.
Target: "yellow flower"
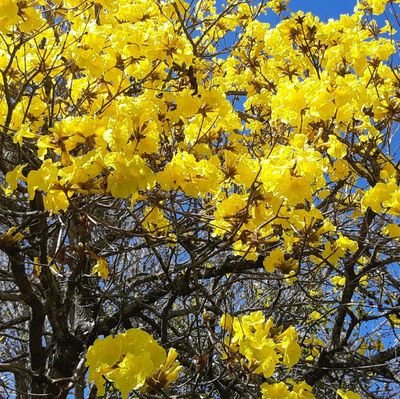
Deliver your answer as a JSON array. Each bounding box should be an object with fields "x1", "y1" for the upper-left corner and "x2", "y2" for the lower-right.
[
  {"x1": 308, "y1": 311, "x2": 322, "y2": 321},
  {"x1": 362, "y1": 181, "x2": 397, "y2": 213},
  {"x1": 147, "y1": 348, "x2": 182, "y2": 390},
  {"x1": 108, "y1": 352, "x2": 155, "y2": 399},
  {"x1": 335, "y1": 234, "x2": 358, "y2": 253},
  {"x1": 261, "y1": 382, "x2": 293, "y2": 399},
  {"x1": 220, "y1": 312, "x2": 301, "y2": 378},
  {"x1": 86, "y1": 329, "x2": 174, "y2": 398},
  {"x1": 91, "y1": 258, "x2": 110, "y2": 279},
  {"x1": 0, "y1": 0, "x2": 19, "y2": 32},
  {"x1": 331, "y1": 275, "x2": 346, "y2": 288},
  {"x1": 43, "y1": 190, "x2": 70, "y2": 214},
  {"x1": 337, "y1": 389, "x2": 361, "y2": 399},
  {"x1": 291, "y1": 380, "x2": 315, "y2": 398},
  {"x1": 276, "y1": 326, "x2": 301, "y2": 368},
  {"x1": 381, "y1": 223, "x2": 400, "y2": 238},
  {"x1": 389, "y1": 314, "x2": 400, "y2": 326},
  {"x1": 143, "y1": 206, "x2": 169, "y2": 235},
  {"x1": 212, "y1": 194, "x2": 248, "y2": 236},
  {"x1": 327, "y1": 135, "x2": 347, "y2": 159},
  {"x1": 356, "y1": 0, "x2": 389, "y2": 15},
  {"x1": 263, "y1": 248, "x2": 297, "y2": 274},
  {"x1": 263, "y1": 248, "x2": 285, "y2": 273},
  {"x1": 5, "y1": 164, "x2": 26, "y2": 194},
  {"x1": 26, "y1": 160, "x2": 59, "y2": 201},
  {"x1": 220, "y1": 313, "x2": 234, "y2": 332},
  {"x1": 276, "y1": 170, "x2": 313, "y2": 205},
  {"x1": 0, "y1": 227, "x2": 24, "y2": 248}
]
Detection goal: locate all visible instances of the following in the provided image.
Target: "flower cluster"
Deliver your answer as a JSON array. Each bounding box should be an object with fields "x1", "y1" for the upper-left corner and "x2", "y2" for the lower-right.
[
  {"x1": 86, "y1": 329, "x2": 181, "y2": 398},
  {"x1": 220, "y1": 311, "x2": 301, "y2": 376}
]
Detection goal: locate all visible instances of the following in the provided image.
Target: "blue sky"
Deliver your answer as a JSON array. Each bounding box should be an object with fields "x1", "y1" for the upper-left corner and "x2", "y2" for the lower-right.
[{"x1": 289, "y1": 0, "x2": 356, "y2": 19}]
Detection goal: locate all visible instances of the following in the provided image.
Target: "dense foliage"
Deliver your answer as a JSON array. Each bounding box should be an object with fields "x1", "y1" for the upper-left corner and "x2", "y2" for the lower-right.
[{"x1": 0, "y1": 0, "x2": 400, "y2": 398}]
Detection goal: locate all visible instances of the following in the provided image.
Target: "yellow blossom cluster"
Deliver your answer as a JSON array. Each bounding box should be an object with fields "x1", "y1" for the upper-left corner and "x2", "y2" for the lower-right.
[
  {"x1": 220, "y1": 311, "x2": 301, "y2": 376},
  {"x1": 85, "y1": 328, "x2": 181, "y2": 398},
  {"x1": 261, "y1": 380, "x2": 315, "y2": 399},
  {"x1": 356, "y1": 0, "x2": 400, "y2": 15},
  {"x1": 2, "y1": 0, "x2": 399, "y2": 271}
]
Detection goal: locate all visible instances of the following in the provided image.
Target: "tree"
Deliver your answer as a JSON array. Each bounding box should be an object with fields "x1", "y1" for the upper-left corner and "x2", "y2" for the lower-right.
[{"x1": 0, "y1": 0, "x2": 400, "y2": 398}]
